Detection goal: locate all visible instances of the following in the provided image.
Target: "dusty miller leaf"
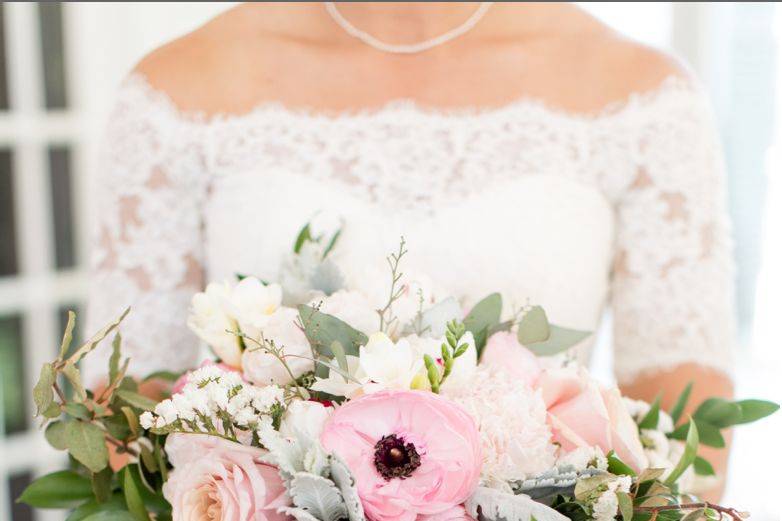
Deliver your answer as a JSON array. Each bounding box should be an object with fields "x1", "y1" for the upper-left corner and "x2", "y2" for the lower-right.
[
  {"x1": 289, "y1": 473, "x2": 347, "y2": 521},
  {"x1": 329, "y1": 454, "x2": 364, "y2": 521},
  {"x1": 466, "y1": 487, "x2": 568, "y2": 521}
]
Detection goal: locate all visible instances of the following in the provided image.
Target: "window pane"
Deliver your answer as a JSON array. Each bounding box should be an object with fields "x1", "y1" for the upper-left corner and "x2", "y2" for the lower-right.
[
  {"x1": 38, "y1": 2, "x2": 67, "y2": 110},
  {"x1": 0, "y1": 4, "x2": 9, "y2": 110},
  {"x1": 8, "y1": 471, "x2": 35, "y2": 521},
  {"x1": 0, "y1": 314, "x2": 26, "y2": 435},
  {"x1": 0, "y1": 148, "x2": 17, "y2": 276},
  {"x1": 48, "y1": 146, "x2": 76, "y2": 270}
]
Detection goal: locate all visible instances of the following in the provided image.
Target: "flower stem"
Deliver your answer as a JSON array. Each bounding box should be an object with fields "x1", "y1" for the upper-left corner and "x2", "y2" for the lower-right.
[{"x1": 635, "y1": 502, "x2": 746, "y2": 521}]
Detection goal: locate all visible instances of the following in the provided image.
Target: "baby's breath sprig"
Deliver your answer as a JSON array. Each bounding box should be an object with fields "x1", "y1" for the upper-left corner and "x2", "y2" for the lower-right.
[{"x1": 425, "y1": 320, "x2": 469, "y2": 393}]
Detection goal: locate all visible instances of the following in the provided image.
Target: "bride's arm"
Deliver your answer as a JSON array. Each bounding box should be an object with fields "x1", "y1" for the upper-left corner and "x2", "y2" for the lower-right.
[
  {"x1": 82, "y1": 74, "x2": 208, "y2": 388},
  {"x1": 611, "y1": 76, "x2": 735, "y2": 499}
]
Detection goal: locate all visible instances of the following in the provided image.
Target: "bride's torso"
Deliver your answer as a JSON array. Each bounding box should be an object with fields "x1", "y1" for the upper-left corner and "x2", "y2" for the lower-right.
[{"x1": 84, "y1": 4, "x2": 735, "y2": 382}]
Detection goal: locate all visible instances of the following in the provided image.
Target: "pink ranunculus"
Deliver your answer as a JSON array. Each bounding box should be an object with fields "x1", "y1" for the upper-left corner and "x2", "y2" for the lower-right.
[
  {"x1": 163, "y1": 433, "x2": 289, "y2": 521},
  {"x1": 480, "y1": 332, "x2": 542, "y2": 387},
  {"x1": 320, "y1": 390, "x2": 482, "y2": 521},
  {"x1": 538, "y1": 368, "x2": 648, "y2": 472},
  {"x1": 418, "y1": 505, "x2": 476, "y2": 521},
  {"x1": 172, "y1": 360, "x2": 244, "y2": 394}
]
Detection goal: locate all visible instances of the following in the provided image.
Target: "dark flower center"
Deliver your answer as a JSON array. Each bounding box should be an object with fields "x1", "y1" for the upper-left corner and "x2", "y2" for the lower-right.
[{"x1": 373, "y1": 434, "x2": 421, "y2": 480}]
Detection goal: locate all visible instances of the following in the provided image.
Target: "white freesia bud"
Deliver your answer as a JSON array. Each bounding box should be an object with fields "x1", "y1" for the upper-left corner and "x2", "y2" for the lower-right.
[
  {"x1": 358, "y1": 333, "x2": 422, "y2": 391},
  {"x1": 187, "y1": 282, "x2": 242, "y2": 368}
]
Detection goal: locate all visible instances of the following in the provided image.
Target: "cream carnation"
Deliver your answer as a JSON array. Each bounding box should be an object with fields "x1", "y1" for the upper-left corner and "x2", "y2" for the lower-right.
[{"x1": 444, "y1": 367, "x2": 557, "y2": 483}]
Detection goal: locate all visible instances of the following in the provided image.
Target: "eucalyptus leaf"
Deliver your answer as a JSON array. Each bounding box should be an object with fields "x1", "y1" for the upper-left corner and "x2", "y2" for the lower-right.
[
  {"x1": 109, "y1": 333, "x2": 122, "y2": 383},
  {"x1": 64, "y1": 403, "x2": 92, "y2": 421},
  {"x1": 66, "y1": 421, "x2": 109, "y2": 473},
  {"x1": 59, "y1": 311, "x2": 77, "y2": 360},
  {"x1": 329, "y1": 341, "x2": 349, "y2": 377},
  {"x1": 62, "y1": 363, "x2": 87, "y2": 402},
  {"x1": 517, "y1": 306, "x2": 550, "y2": 345},
  {"x1": 669, "y1": 382, "x2": 693, "y2": 425},
  {"x1": 664, "y1": 419, "x2": 698, "y2": 486},
  {"x1": 66, "y1": 308, "x2": 130, "y2": 366},
  {"x1": 617, "y1": 491, "x2": 633, "y2": 521},
  {"x1": 17, "y1": 470, "x2": 92, "y2": 508},
  {"x1": 298, "y1": 305, "x2": 367, "y2": 377},
  {"x1": 116, "y1": 390, "x2": 158, "y2": 411},
  {"x1": 45, "y1": 421, "x2": 70, "y2": 450},
  {"x1": 406, "y1": 297, "x2": 461, "y2": 338},
  {"x1": 524, "y1": 325, "x2": 590, "y2": 357},
  {"x1": 33, "y1": 363, "x2": 56, "y2": 416},
  {"x1": 463, "y1": 293, "x2": 502, "y2": 354}
]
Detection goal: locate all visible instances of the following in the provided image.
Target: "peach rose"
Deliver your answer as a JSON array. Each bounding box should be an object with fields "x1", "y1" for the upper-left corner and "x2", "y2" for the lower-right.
[
  {"x1": 538, "y1": 368, "x2": 648, "y2": 472},
  {"x1": 163, "y1": 433, "x2": 289, "y2": 521},
  {"x1": 480, "y1": 332, "x2": 542, "y2": 387}
]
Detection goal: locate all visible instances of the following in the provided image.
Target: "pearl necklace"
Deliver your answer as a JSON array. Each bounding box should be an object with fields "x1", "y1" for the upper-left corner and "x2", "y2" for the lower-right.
[{"x1": 325, "y1": 2, "x2": 493, "y2": 55}]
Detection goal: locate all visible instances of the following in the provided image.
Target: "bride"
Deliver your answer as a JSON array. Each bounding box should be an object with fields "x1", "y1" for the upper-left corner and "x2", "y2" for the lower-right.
[{"x1": 85, "y1": 2, "x2": 735, "y2": 497}]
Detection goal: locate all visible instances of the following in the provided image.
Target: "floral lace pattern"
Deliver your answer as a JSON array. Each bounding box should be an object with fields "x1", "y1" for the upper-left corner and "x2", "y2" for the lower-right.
[{"x1": 84, "y1": 73, "x2": 735, "y2": 384}]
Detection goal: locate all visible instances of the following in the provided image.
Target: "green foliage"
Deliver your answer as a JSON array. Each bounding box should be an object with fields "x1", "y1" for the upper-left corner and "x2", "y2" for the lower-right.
[
  {"x1": 298, "y1": 305, "x2": 367, "y2": 378},
  {"x1": 293, "y1": 222, "x2": 313, "y2": 254},
  {"x1": 669, "y1": 382, "x2": 693, "y2": 425},
  {"x1": 17, "y1": 470, "x2": 93, "y2": 508},
  {"x1": 607, "y1": 451, "x2": 636, "y2": 477},
  {"x1": 463, "y1": 293, "x2": 502, "y2": 356},
  {"x1": 116, "y1": 390, "x2": 158, "y2": 411},
  {"x1": 423, "y1": 320, "x2": 469, "y2": 393},
  {"x1": 638, "y1": 395, "x2": 662, "y2": 430},
  {"x1": 121, "y1": 466, "x2": 151, "y2": 521},
  {"x1": 515, "y1": 305, "x2": 591, "y2": 356},
  {"x1": 733, "y1": 399, "x2": 779, "y2": 424},
  {"x1": 693, "y1": 455, "x2": 715, "y2": 476},
  {"x1": 33, "y1": 363, "x2": 56, "y2": 416},
  {"x1": 66, "y1": 421, "x2": 109, "y2": 473},
  {"x1": 617, "y1": 491, "x2": 634, "y2": 521},
  {"x1": 664, "y1": 419, "x2": 699, "y2": 486}
]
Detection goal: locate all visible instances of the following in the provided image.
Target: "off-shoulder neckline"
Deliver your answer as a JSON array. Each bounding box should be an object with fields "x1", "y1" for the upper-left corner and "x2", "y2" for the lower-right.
[{"x1": 120, "y1": 72, "x2": 705, "y2": 126}]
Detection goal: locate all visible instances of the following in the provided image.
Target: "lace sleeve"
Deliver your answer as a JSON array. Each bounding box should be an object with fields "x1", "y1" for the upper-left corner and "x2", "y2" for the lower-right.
[
  {"x1": 611, "y1": 83, "x2": 736, "y2": 382},
  {"x1": 83, "y1": 77, "x2": 208, "y2": 386}
]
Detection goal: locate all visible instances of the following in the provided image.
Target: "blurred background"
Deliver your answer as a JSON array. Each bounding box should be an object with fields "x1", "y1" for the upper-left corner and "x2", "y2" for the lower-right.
[{"x1": 0, "y1": 2, "x2": 779, "y2": 520}]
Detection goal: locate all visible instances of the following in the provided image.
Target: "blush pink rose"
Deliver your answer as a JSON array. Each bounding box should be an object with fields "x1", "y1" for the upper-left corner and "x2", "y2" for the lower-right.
[
  {"x1": 163, "y1": 433, "x2": 289, "y2": 521},
  {"x1": 321, "y1": 390, "x2": 482, "y2": 521},
  {"x1": 538, "y1": 368, "x2": 648, "y2": 472},
  {"x1": 480, "y1": 332, "x2": 542, "y2": 386},
  {"x1": 172, "y1": 360, "x2": 244, "y2": 394}
]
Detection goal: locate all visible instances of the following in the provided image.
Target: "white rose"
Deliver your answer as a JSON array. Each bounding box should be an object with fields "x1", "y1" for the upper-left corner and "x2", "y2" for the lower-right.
[
  {"x1": 187, "y1": 282, "x2": 242, "y2": 367},
  {"x1": 227, "y1": 278, "x2": 284, "y2": 340},
  {"x1": 280, "y1": 400, "x2": 332, "y2": 440},
  {"x1": 358, "y1": 332, "x2": 422, "y2": 391},
  {"x1": 241, "y1": 307, "x2": 313, "y2": 386},
  {"x1": 315, "y1": 290, "x2": 378, "y2": 335}
]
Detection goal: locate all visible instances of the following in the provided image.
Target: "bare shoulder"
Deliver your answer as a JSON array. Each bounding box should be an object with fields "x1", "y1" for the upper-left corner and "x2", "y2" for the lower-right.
[
  {"x1": 132, "y1": 3, "x2": 305, "y2": 114},
  {"x1": 566, "y1": 8, "x2": 695, "y2": 105}
]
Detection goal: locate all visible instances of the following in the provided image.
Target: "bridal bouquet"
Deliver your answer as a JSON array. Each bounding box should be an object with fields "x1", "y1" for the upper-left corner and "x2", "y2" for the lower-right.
[{"x1": 20, "y1": 224, "x2": 778, "y2": 521}]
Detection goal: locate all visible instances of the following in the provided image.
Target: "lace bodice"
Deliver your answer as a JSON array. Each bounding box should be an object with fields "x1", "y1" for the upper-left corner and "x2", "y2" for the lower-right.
[{"x1": 84, "y1": 74, "x2": 735, "y2": 385}]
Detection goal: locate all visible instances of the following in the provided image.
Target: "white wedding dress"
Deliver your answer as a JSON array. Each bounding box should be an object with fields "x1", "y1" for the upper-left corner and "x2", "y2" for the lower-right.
[{"x1": 83, "y1": 73, "x2": 735, "y2": 385}]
